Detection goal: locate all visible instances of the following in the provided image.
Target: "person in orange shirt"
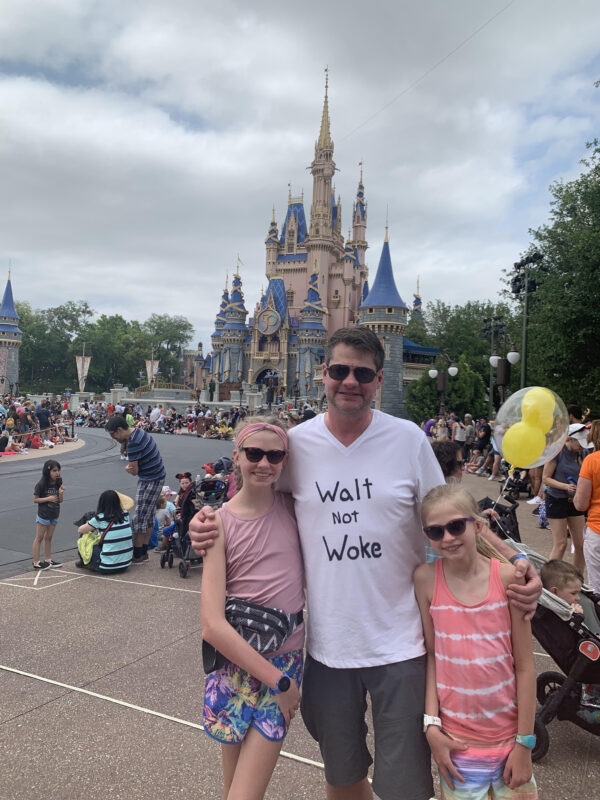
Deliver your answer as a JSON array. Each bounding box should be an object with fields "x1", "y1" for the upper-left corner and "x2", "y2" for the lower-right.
[{"x1": 574, "y1": 420, "x2": 600, "y2": 592}]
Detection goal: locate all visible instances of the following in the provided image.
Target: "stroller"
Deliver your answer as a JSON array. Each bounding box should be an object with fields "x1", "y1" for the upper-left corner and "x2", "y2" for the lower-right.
[
  {"x1": 478, "y1": 495, "x2": 522, "y2": 543},
  {"x1": 503, "y1": 538, "x2": 600, "y2": 761},
  {"x1": 159, "y1": 515, "x2": 202, "y2": 579},
  {"x1": 196, "y1": 456, "x2": 233, "y2": 509},
  {"x1": 500, "y1": 462, "x2": 532, "y2": 503}
]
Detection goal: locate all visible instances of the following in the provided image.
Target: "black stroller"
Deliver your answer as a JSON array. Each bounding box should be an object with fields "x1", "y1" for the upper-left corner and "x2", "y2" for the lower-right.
[
  {"x1": 159, "y1": 515, "x2": 202, "y2": 579},
  {"x1": 499, "y1": 462, "x2": 532, "y2": 503},
  {"x1": 502, "y1": 539, "x2": 600, "y2": 761},
  {"x1": 478, "y1": 495, "x2": 522, "y2": 543}
]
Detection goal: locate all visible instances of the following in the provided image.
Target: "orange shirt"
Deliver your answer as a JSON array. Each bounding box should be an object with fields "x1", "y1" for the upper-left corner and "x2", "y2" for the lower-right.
[{"x1": 580, "y1": 450, "x2": 600, "y2": 535}]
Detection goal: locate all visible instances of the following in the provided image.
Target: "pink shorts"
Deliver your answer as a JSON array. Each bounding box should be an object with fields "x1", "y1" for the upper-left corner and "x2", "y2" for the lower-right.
[{"x1": 440, "y1": 739, "x2": 537, "y2": 800}]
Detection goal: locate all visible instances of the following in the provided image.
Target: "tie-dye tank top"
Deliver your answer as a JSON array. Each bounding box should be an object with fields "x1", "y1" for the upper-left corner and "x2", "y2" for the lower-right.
[{"x1": 429, "y1": 558, "x2": 518, "y2": 742}]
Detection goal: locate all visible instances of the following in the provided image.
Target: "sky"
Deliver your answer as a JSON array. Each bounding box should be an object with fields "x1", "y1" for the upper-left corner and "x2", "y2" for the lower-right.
[{"x1": 1, "y1": 0, "x2": 600, "y2": 353}]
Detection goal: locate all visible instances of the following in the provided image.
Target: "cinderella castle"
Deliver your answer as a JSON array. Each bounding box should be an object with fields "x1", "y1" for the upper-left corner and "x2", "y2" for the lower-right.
[{"x1": 205, "y1": 77, "x2": 437, "y2": 416}]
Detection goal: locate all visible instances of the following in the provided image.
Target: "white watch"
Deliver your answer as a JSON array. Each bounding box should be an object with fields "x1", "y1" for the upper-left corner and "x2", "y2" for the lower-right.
[{"x1": 423, "y1": 714, "x2": 442, "y2": 732}]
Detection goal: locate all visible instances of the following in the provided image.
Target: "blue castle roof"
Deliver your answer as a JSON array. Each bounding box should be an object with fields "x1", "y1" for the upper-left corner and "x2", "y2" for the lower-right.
[
  {"x1": 403, "y1": 336, "x2": 439, "y2": 356},
  {"x1": 361, "y1": 241, "x2": 408, "y2": 310},
  {"x1": 361, "y1": 281, "x2": 369, "y2": 303},
  {"x1": 0, "y1": 278, "x2": 19, "y2": 320},
  {"x1": 280, "y1": 202, "x2": 307, "y2": 244},
  {"x1": 262, "y1": 277, "x2": 288, "y2": 322}
]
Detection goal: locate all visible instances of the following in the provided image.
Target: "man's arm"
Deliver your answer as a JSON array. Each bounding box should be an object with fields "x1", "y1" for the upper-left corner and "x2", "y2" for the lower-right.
[
  {"x1": 125, "y1": 460, "x2": 139, "y2": 475},
  {"x1": 479, "y1": 525, "x2": 541, "y2": 621}
]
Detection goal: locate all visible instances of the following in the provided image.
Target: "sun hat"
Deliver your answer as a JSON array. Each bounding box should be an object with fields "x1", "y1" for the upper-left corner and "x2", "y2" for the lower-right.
[
  {"x1": 116, "y1": 491, "x2": 135, "y2": 511},
  {"x1": 568, "y1": 423, "x2": 592, "y2": 448}
]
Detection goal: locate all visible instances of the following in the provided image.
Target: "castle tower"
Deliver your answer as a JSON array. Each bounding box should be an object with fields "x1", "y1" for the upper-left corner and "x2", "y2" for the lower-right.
[
  {"x1": 0, "y1": 273, "x2": 21, "y2": 393},
  {"x1": 351, "y1": 168, "x2": 368, "y2": 268},
  {"x1": 411, "y1": 277, "x2": 426, "y2": 330},
  {"x1": 209, "y1": 278, "x2": 229, "y2": 381},
  {"x1": 296, "y1": 270, "x2": 327, "y2": 396},
  {"x1": 306, "y1": 73, "x2": 336, "y2": 306},
  {"x1": 220, "y1": 270, "x2": 248, "y2": 382},
  {"x1": 265, "y1": 208, "x2": 279, "y2": 277},
  {"x1": 359, "y1": 227, "x2": 408, "y2": 417}
]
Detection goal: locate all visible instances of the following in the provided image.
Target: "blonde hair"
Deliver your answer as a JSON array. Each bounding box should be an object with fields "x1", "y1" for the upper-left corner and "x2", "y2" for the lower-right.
[
  {"x1": 232, "y1": 415, "x2": 290, "y2": 492},
  {"x1": 421, "y1": 484, "x2": 509, "y2": 563},
  {"x1": 586, "y1": 420, "x2": 600, "y2": 451}
]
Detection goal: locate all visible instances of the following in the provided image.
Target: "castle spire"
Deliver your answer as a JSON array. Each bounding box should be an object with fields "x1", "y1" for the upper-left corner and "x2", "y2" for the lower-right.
[{"x1": 317, "y1": 69, "x2": 332, "y2": 151}]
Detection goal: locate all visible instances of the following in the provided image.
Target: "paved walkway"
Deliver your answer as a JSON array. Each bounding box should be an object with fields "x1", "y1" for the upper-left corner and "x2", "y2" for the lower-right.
[{"x1": 1, "y1": 468, "x2": 598, "y2": 799}]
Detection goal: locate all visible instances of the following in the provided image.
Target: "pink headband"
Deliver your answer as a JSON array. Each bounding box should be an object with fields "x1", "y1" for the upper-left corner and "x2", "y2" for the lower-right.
[{"x1": 235, "y1": 423, "x2": 288, "y2": 450}]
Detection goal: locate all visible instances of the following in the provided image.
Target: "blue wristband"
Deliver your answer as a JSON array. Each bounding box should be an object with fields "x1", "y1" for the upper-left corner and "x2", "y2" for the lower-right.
[{"x1": 509, "y1": 554, "x2": 528, "y2": 565}]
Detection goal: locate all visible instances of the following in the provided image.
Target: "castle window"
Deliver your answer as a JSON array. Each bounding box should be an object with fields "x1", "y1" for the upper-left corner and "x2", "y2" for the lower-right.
[
  {"x1": 368, "y1": 308, "x2": 374, "y2": 314},
  {"x1": 286, "y1": 288, "x2": 294, "y2": 305},
  {"x1": 386, "y1": 307, "x2": 394, "y2": 314}
]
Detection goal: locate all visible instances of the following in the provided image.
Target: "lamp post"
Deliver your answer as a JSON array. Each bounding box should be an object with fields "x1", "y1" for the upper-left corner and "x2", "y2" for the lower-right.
[
  {"x1": 489, "y1": 339, "x2": 520, "y2": 408},
  {"x1": 482, "y1": 316, "x2": 506, "y2": 417},
  {"x1": 511, "y1": 252, "x2": 543, "y2": 387},
  {"x1": 169, "y1": 367, "x2": 174, "y2": 387},
  {"x1": 428, "y1": 357, "x2": 459, "y2": 415}
]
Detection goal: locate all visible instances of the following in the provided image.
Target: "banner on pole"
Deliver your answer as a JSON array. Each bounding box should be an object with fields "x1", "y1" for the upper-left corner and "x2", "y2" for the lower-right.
[
  {"x1": 75, "y1": 355, "x2": 91, "y2": 393},
  {"x1": 145, "y1": 360, "x2": 159, "y2": 385}
]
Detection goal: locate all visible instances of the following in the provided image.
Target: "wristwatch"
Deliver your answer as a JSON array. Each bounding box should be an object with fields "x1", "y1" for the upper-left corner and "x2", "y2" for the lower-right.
[
  {"x1": 273, "y1": 674, "x2": 291, "y2": 694},
  {"x1": 515, "y1": 734, "x2": 536, "y2": 749},
  {"x1": 423, "y1": 714, "x2": 442, "y2": 732}
]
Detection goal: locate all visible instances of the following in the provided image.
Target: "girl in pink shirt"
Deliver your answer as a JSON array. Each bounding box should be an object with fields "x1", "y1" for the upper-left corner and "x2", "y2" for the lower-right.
[
  {"x1": 201, "y1": 418, "x2": 304, "y2": 800},
  {"x1": 414, "y1": 485, "x2": 537, "y2": 800}
]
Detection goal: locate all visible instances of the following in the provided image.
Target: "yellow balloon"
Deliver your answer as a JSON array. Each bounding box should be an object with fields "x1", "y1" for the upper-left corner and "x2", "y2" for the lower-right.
[
  {"x1": 521, "y1": 388, "x2": 555, "y2": 434},
  {"x1": 501, "y1": 421, "x2": 546, "y2": 467}
]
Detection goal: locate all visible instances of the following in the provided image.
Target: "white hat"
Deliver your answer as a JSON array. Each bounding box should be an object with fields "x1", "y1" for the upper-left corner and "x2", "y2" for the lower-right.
[{"x1": 568, "y1": 423, "x2": 592, "y2": 448}]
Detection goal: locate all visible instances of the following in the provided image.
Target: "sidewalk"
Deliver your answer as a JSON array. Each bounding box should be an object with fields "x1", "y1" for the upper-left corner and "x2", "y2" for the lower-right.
[{"x1": 0, "y1": 474, "x2": 598, "y2": 799}]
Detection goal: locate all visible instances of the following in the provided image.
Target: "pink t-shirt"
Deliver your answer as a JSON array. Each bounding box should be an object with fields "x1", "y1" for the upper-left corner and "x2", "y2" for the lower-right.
[
  {"x1": 429, "y1": 558, "x2": 518, "y2": 742},
  {"x1": 220, "y1": 491, "x2": 305, "y2": 655}
]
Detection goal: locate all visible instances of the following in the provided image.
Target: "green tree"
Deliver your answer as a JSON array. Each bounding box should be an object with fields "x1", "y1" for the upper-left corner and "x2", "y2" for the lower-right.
[
  {"x1": 404, "y1": 355, "x2": 486, "y2": 423},
  {"x1": 514, "y1": 139, "x2": 600, "y2": 407}
]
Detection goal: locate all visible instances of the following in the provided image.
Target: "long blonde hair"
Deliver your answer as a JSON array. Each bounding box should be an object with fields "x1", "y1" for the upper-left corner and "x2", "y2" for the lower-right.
[{"x1": 421, "y1": 484, "x2": 509, "y2": 563}]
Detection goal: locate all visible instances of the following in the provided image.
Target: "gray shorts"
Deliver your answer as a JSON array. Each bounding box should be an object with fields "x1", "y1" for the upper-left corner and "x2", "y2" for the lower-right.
[{"x1": 300, "y1": 653, "x2": 432, "y2": 800}]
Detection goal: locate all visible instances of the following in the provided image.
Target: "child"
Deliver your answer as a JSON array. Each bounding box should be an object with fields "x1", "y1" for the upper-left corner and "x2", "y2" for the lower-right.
[
  {"x1": 201, "y1": 418, "x2": 304, "y2": 800},
  {"x1": 153, "y1": 494, "x2": 173, "y2": 553},
  {"x1": 540, "y1": 559, "x2": 584, "y2": 614},
  {"x1": 174, "y1": 472, "x2": 196, "y2": 537},
  {"x1": 540, "y1": 560, "x2": 600, "y2": 721},
  {"x1": 32, "y1": 459, "x2": 65, "y2": 569},
  {"x1": 76, "y1": 490, "x2": 134, "y2": 573},
  {"x1": 414, "y1": 484, "x2": 537, "y2": 799}
]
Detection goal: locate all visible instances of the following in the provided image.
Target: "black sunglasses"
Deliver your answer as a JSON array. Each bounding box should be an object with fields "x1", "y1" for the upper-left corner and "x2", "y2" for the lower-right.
[
  {"x1": 240, "y1": 447, "x2": 287, "y2": 464},
  {"x1": 423, "y1": 517, "x2": 475, "y2": 542},
  {"x1": 326, "y1": 364, "x2": 378, "y2": 383}
]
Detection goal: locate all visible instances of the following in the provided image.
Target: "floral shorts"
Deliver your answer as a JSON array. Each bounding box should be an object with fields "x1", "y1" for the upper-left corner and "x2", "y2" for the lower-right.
[{"x1": 203, "y1": 649, "x2": 303, "y2": 745}]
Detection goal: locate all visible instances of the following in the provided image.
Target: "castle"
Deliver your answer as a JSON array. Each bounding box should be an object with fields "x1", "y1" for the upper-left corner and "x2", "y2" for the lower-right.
[
  {"x1": 0, "y1": 273, "x2": 21, "y2": 394},
  {"x1": 205, "y1": 77, "x2": 437, "y2": 417},
  {"x1": 204, "y1": 77, "x2": 438, "y2": 417}
]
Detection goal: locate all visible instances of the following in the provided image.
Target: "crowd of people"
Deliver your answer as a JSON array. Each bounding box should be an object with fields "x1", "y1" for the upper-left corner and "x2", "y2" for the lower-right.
[
  {"x1": 0, "y1": 395, "x2": 78, "y2": 456},
  {"x1": 14, "y1": 334, "x2": 600, "y2": 800}
]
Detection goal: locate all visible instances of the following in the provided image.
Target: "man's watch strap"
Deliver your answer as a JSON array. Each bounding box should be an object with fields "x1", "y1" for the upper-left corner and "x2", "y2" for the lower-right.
[{"x1": 423, "y1": 714, "x2": 442, "y2": 732}]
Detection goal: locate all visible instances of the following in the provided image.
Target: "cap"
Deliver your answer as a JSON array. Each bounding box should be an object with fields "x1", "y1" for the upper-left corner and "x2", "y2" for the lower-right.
[{"x1": 568, "y1": 423, "x2": 591, "y2": 448}]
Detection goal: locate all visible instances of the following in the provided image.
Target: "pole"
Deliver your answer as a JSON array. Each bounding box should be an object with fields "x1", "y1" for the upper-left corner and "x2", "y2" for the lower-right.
[
  {"x1": 489, "y1": 323, "x2": 495, "y2": 419},
  {"x1": 521, "y1": 273, "x2": 528, "y2": 388}
]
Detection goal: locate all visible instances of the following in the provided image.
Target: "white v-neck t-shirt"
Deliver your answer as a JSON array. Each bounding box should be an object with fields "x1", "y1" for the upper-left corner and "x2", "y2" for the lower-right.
[{"x1": 280, "y1": 410, "x2": 444, "y2": 668}]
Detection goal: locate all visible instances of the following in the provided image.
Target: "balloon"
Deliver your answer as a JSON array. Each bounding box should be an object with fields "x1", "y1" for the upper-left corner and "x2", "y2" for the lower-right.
[
  {"x1": 501, "y1": 422, "x2": 545, "y2": 467},
  {"x1": 494, "y1": 386, "x2": 569, "y2": 469},
  {"x1": 521, "y1": 387, "x2": 555, "y2": 433}
]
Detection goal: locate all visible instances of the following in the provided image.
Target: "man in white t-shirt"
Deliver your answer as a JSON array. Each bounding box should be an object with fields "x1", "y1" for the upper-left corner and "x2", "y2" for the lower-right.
[{"x1": 189, "y1": 327, "x2": 542, "y2": 800}]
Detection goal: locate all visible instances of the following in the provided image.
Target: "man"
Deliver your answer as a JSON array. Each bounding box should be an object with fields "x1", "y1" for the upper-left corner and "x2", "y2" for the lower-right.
[
  {"x1": 105, "y1": 415, "x2": 165, "y2": 563},
  {"x1": 190, "y1": 327, "x2": 541, "y2": 800}
]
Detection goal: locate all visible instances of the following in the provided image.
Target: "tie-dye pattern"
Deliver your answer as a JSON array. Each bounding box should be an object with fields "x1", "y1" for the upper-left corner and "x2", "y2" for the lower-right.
[{"x1": 440, "y1": 740, "x2": 537, "y2": 799}]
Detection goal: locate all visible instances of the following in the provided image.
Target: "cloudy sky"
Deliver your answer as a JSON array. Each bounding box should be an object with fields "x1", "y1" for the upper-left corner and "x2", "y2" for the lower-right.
[{"x1": 2, "y1": 0, "x2": 599, "y2": 351}]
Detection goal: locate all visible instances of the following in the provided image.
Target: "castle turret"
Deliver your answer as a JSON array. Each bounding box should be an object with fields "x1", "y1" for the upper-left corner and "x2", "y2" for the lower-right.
[
  {"x1": 221, "y1": 270, "x2": 248, "y2": 382},
  {"x1": 265, "y1": 207, "x2": 279, "y2": 275},
  {"x1": 359, "y1": 227, "x2": 408, "y2": 417},
  {"x1": 306, "y1": 73, "x2": 336, "y2": 304},
  {"x1": 209, "y1": 279, "x2": 229, "y2": 380},
  {"x1": 352, "y1": 168, "x2": 368, "y2": 268},
  {"x1": 0, "y1": 273, "x2": 21, "y2": 393},
  {"x1": 297, "y1": 271, "x2": 326, "y2": 396}
]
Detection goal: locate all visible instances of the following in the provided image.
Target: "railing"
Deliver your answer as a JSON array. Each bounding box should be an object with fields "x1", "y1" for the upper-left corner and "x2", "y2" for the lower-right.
[{"x1": 134, "y1": 382, "x2": 191, "y2": 398}]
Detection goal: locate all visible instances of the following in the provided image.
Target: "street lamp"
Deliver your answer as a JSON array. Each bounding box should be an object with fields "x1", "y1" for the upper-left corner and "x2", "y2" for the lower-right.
[
  {"x1": 428, "y1": 357, "x2": 459, "y2": 414},
  {"x1": 511, "y1": 252, "x2": 543, "y2": 387},
  {"x1": 489, "y1": 338, "x2": 520, "y2": 408}
]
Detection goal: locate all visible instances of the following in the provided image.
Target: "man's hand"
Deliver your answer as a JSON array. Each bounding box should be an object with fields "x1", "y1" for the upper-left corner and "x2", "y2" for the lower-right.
[
  {"x1": 425, "y1": 727, "x2": 467, "y2": 790},
  {"x1": 506, "y1": 559, "x2": 542, "y2": 621},
  {"x1": 125, "y1": 462, "x2": 138, "y2": 475},
  {"x1": 189, "y1": 506, "x2": 219, "y2": 556}
]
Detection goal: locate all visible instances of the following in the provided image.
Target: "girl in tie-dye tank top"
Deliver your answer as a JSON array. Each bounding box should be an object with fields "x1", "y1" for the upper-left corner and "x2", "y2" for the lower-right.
[{"x1": 414, "y1": 484, "x2": 538, "y2": 800}]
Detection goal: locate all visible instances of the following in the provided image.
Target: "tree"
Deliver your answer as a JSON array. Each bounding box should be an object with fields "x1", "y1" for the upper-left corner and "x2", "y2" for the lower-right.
[
  {"x1": 509, "y1": 139, "x2": 600, "y2": 408},
  {"x1": 404, "y1": 355, "x2": 486, "y2": 424}
]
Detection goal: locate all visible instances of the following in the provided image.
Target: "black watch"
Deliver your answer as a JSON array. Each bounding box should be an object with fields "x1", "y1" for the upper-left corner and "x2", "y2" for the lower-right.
[{"x1": 274, "y1": 675, "x2": 291, "y2": 694}]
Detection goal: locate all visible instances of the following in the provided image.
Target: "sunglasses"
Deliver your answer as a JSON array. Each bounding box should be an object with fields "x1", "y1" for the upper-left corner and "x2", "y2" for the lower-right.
[
  {"x1": 240, "y1": 447, "x2": 287, "y2": 464},
  {"x1": 423, "y1": 517, "x2": 475, "y2": 541},
  {"x1": 326, "y1": 364, "x2": 378, "y2": 383}
]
